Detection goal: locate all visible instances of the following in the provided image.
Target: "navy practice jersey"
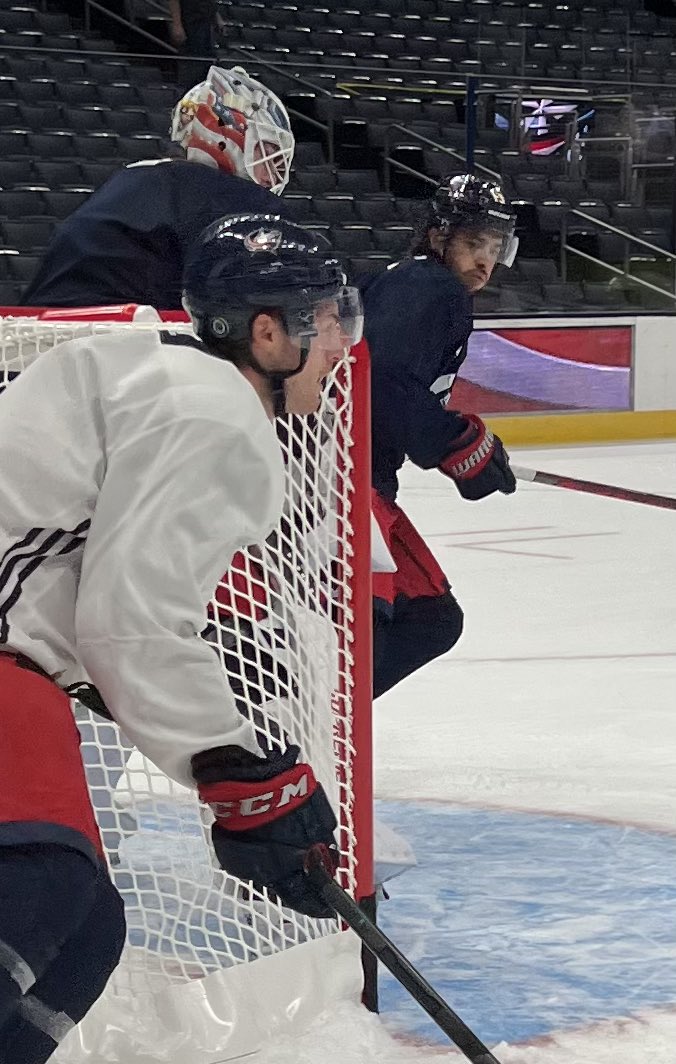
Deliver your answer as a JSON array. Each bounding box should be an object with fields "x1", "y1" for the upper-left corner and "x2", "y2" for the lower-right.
[
  {"x1": 360, "y1": 255, "x2": 474, "y2": 501},
  {"x1": 22, "y1": 159, "x2": 287, "y2": 311}
]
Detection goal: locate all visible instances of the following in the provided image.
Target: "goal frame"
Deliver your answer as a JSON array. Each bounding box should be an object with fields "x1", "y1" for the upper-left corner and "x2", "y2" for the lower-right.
[{"x1": 0, "y1": 303, "x2": 375, "y2": 1060}]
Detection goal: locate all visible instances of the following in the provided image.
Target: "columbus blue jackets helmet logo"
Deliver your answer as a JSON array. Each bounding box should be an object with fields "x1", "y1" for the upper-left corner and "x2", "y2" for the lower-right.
[{"x1": 244, "y1": 228, "x2": 283, "y2": 253}]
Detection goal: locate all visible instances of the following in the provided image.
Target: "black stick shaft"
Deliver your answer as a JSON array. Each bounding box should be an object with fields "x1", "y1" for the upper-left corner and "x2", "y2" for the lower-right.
[
  {"x1": 307, "y1": 862, "x2": 502, "y2": 1064},
  {"x1": 513, "y1": 465, "x2": 676, "y2": 511}
]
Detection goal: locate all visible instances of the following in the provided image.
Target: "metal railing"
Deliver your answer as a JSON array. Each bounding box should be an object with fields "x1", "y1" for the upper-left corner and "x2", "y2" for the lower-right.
[
  {"x1": 562, "y1": 208, "x2": 676, "y2": 304},
  {"x1": 82, "y1": 0, "x2": 177, "y2": 52},
  {"x1": 382, "y1": 123, "x2": 500, "y2": 193}
]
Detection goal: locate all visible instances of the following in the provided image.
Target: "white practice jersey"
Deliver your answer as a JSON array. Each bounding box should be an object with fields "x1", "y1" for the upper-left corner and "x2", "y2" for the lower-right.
[{"x1": 0, "y1": 327, "x2": 285, "y2": 786}]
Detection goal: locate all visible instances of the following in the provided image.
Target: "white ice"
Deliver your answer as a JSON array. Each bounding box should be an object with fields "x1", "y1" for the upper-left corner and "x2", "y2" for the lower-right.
[{"x1": 260, "y1": 439, "x2": 676, "y2": 1064}]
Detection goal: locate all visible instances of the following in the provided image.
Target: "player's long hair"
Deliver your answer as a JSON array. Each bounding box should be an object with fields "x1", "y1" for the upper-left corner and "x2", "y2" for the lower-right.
[{"x1": 409, "y1": 202, "x2": 443, "y2": 259}]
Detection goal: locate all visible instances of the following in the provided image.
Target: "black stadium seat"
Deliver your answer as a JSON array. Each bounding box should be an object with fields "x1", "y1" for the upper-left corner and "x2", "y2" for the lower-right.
[
  {"x1": 61, "y1": 107, "x2": 108, "y2": 133},
  {"x1": 79, "y1": 162, "x2": 117, "y2": 188},
  {"x1": 7, "y1": 255, "x2": 40, "y2": 285},
  {"x1": 543, "y1": 282, "x2": 586, "y2": 310},
  {"x1": 106, "y1": 111, "x2": 149, "y2": 135},
  {"x1": 27, "y1": 133, "x2": 75, "y2": 159},
  {"x1": 74, "y1": 133, "x2": 119, "y2": 158},
  {"x1": 33, "y1": 161, "x2": 84, "y2": 188},
  {"x1": 55, "y1": 82, "x2": 99, "y2": 106},
  {"x1": 292, "y1": 169, "x2": 338, "y2": 194},
  {"x1": 372, "y1": 225, "x2": 414, "y2": 255},
  {"x1": 349, "y1": 254, "x2": 392, "y2": 275},
  {"x1": 0, "y1": 132, "x2": 31, "y2": 157},
  {"x1": 331, "y1": 225, "x2": 374, "y2": 254},
  {"x1": 537, "y1": 200, "x2": 571, "y2": 234},
  {"x1": 41, "y1": 191, "x2": 91, "y2": 219},
  {"x1": 313, "y1": 195, "x2": 356, "y2": 223},
  {"x1": 0, "y1": 282, "x2": 21, "y2": 305},
  {"x1": 517, "y1": 258, "x2": 559, "y2": 285},
  {"x1": 98, "y1": 85, "x2": 140, "y2": 109},
  {"x1": 283, "y1": 194, "x2": 315, "y2": 221},
  {"x1": 0, "y1": 190, "x2": 46, "y2": 218},
  {"x1": 1, "y1": 219, "x2": 56, "y2": 252},
  {"x1": 16, "y1": 80, "x2": 58, "y2": 103},
  {"x1": 336, "y1": 170, "x2": 381, "y2": 194},
  {"x1": 354, "y1": 198, "x2": 397, "y2": 224},
  {"x1": 0, "y1": 160, "x2": 34, "y2": 187}
]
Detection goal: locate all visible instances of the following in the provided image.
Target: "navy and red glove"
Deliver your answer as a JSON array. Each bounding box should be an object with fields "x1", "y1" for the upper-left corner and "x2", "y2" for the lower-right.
[
  {"x1": 192, "y1": 744, "x2": 339, "y2": 918},
  {"x1": 439, "y1": 414, "x2": 516, "y2": 501}
]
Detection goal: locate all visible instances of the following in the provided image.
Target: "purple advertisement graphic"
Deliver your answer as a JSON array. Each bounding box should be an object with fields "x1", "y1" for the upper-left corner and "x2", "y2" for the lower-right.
[{"x1": 454, "y1": 326, "x2": 632, "y2": 415}]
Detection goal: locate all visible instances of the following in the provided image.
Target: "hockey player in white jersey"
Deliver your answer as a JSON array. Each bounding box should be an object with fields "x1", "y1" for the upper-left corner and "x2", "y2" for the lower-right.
[{"x1": 0, "y1": 213, "x2": 363, "y2": 1063}]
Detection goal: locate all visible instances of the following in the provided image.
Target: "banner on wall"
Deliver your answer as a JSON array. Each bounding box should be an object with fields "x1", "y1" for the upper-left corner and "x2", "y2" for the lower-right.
[{"x1": 454, "y1": 326, "x2": 633, "y2": 415}]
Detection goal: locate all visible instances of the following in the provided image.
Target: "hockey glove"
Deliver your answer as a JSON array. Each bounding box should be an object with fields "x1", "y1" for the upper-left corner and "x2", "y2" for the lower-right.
[
  {"x1": 192, "y1": 744, "x2": 339, "y2": 918},
  {"x1": 439, "y1": 414, "x2": 516, "y2": 501}
]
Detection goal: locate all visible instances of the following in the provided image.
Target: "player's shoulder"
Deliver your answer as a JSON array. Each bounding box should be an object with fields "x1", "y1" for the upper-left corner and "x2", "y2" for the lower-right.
[
  {"x1": 154, "y1": 330, "x2": 271, "y2": 430},
  {"x1": 100, "y1": 159, "x2": 286, "y2": 224},
  {"x1": 361, "y1": 255, "x2": 468, "y2": 311},
  {"x1": 140, "y1": 159, "x2": 284, "y2": 207},
  {"x1": 362, "y1": 255, "x2": 462, "y2": 294}
]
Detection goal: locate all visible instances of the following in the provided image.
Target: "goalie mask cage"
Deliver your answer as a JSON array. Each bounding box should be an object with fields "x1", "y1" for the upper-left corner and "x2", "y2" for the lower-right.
[{"x1": 0, "y1": 306, "x2": 373, "y2": 1064}]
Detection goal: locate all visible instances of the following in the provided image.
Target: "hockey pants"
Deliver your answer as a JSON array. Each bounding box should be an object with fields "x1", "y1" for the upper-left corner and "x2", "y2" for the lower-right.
[
  {"x1": 0, "y1": 843, "x2": 125, "y2": 1064},
  {"x1": 371, "y1": 491, "x2": 464, "y2": 699}
]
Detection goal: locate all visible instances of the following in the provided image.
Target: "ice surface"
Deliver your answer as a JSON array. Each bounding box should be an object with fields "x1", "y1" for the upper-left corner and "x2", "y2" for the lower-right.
[
  {"x1": 375, "y1": 441, "x2": 676, "y2": 830},
  {"x1": 362, "y1": 441, "x2": 676, "y2": 1064},
  {"x1": 260, "y1": 1000, "x2": 676, "y2": 1064}
]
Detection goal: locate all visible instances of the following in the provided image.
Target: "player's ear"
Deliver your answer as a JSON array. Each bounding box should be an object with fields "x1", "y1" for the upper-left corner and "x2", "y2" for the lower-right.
[
  {"x1": 250, "y1": 311, "x2": 278, "y2": 346},
  {"x1": 426, "y1": 226, "x2": 445, "y2": 256},
  {"x1": 250, "y1": 310, "x2": 287, "y2": 365}
]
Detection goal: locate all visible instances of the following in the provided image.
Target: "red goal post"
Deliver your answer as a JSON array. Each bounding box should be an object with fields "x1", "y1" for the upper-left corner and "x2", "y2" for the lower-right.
[{"x1": 0, "y1": 305, "x2": 373, "y2": 1063}]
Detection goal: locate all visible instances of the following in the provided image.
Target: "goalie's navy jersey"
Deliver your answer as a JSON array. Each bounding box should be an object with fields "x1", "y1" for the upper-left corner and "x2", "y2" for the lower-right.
[
  {"x1": 22, "y1": 159, "x2": 286, "y2": 311},
  {"x1": 360, "y1": 256, "x2": 474, "y2": 501}
]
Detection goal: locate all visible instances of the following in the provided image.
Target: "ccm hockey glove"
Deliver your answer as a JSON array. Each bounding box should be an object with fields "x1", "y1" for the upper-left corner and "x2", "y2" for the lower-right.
[
  {"x1": 439, "y1": 414, "x2": 517, "y2": 501},
  {"x1": 192, "y1": 744, "x2": 339, "y2": 918}
]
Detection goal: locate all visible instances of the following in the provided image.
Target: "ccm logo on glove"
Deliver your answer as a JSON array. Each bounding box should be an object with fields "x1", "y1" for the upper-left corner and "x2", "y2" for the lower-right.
[{"x1": 199, "y1": 763, "x2": 317, "y2": 831}]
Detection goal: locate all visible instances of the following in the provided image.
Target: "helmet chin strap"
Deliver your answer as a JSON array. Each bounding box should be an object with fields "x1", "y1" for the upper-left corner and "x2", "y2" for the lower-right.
[{"x1": 248, "y1": 336, "x2": 311, "y2": 418}]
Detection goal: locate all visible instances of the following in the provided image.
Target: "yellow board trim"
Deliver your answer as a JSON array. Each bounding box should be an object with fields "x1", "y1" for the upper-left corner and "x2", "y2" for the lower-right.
[{"x1": 485, "y1": 410, "x2": 676, "y2": 447}]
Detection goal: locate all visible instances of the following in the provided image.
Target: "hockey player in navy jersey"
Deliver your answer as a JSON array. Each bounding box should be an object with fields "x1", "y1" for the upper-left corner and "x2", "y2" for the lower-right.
[
  {"x1": 0, "y1": 214, "x2": 363, "y2": 1063},
  {"x1": 21, "y1": 65, "x2": 295, "y2": 310},
  {"x1": 362, "y1": 174, "x2": 518, "y2": 699}
]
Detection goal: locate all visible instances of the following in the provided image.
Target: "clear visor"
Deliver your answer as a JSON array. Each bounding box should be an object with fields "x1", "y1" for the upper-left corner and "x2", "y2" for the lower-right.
[
  {"x1": 455, "y1": 226, "x2": 519, "y2": 269},
  {"x1": 500, "y1": 233, "x2": 519, "y2": 268},
  {"x1": 290, "y1": 286, "x2": 364, "y2": 349}
]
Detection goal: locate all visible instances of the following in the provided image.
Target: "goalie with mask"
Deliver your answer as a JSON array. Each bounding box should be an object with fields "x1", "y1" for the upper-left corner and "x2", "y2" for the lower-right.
[{"x1": 22, "y1": 66, "x2": 295, "y2": 311}]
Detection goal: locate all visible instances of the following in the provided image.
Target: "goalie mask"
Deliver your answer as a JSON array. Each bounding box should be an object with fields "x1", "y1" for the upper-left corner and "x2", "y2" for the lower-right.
[
  {"x1": 182, "y1": 213, "x2": 363, "y2": 410},
  {"x1": 170, "y1": 66, "x2": 295, "y2": 194},
  {"x1": 430, "y1": 174, "x2": 518, "y2": 267}
]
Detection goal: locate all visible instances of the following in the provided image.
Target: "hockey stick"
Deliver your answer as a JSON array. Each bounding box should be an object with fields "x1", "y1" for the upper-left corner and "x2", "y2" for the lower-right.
[
  {"x1": 512, "y1": 464, "x2": 676, "y2": 511},
  {"x1": 304, "y1": 845, "x2": 503, "y2": 1064}
]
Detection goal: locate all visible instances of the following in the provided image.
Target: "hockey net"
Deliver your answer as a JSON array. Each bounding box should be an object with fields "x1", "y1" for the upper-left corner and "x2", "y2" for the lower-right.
[{"x1": 0, "y1": 307, "x2": 373, "y2": 1063}]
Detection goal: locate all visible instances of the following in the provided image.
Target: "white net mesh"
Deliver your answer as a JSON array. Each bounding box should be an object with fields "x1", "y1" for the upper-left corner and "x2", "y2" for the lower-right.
[{"x1": 0, "y1": 312, "x2": 370, "y2": 1058}]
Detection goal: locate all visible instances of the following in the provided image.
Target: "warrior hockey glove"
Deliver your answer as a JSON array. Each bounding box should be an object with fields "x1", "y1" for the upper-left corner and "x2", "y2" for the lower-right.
[
  {"x1": 192, "y1": 744, "x2": 339, "y2": 918},
  {"x1": 439, "y1": 414, "x2": 517, "y2": 501}
]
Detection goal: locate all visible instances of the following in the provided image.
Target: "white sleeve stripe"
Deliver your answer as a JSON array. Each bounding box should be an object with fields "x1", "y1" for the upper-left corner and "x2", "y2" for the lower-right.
[
  {"x1": 0, "y1": 937, "x2": 36, "y2": 994},
  {"x1": 18, "y1": 995, "x2": 75, "y2": 1043}
]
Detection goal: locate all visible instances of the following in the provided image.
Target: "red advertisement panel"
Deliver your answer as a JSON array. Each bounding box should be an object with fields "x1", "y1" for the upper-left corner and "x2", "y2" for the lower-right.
[{"x1": 455, "y1": 326, "x2": 633, "y2": 415}]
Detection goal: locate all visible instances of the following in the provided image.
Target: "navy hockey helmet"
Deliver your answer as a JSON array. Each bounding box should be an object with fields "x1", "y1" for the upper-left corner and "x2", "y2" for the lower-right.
[
  {"x1": 430, "y1": 174, "x2": 518, "y2": 267},
  {"x1": 183, "y1": 214, "x2": 362, "y2": 378}
]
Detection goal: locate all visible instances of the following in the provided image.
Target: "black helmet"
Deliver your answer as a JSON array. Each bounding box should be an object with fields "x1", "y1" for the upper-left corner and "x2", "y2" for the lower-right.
[
  {"x1": 431, "y1": 174, "x2": 518, "y2": 266},
  {"x1": 182, "y1": 213, "x2": 359, "y2": 376}
]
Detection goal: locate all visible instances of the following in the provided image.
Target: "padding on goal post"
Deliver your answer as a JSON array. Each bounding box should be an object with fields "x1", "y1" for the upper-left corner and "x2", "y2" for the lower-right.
[{"x1": 0, "y1": 307, "x2": 373, "y2": 1064}]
